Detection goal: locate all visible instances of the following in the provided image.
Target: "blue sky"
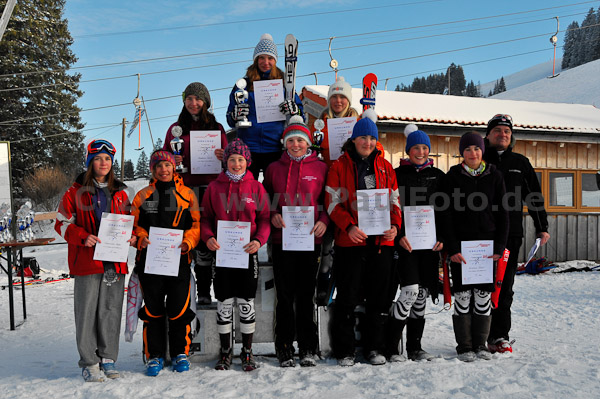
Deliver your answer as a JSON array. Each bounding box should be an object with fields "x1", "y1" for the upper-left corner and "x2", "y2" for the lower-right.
[{"x1": 62, "y1": 0, "x2": 594, "y2": 165}]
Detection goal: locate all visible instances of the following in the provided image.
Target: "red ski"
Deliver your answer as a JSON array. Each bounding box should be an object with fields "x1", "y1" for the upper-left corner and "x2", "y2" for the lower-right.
[
  {"x1": 491, "y1": 248, "x2": 510, "y2": 309},
  {"x1": 360, "y1": 73, "x2": 377, "y2": 111}
]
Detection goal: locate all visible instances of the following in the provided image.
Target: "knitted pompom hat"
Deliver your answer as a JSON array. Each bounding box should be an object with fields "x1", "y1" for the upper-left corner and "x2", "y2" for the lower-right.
[
  {"x1": 351, "y1": 115, "x2": 378, "y2": 140},
  {"x1": 328, "y1": 76, "x2": 352, "y2": 104},
  {"x1": 253, "y1": 33, "x2": 278, "y2": 60},
  {"x1": 405, "y1": 130, "x2": 431, "y2": 153},
  {"x1": 223, "y1": 138, "x2": 252, "y2": 169},
  {"x1": 149, "y1": 150, "x2": 176, "y2": 170},
  {"x1": 282, "y1": 115, "x2": 312, "y2": 145}
]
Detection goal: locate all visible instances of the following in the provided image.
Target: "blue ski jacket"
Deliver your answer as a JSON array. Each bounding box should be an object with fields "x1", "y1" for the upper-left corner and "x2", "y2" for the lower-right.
[{"x1": 226, "y1": 71, "x2": 303, "y2": 154}]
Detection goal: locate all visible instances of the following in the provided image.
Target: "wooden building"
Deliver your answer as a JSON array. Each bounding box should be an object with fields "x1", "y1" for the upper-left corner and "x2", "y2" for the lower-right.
[{"x1": 302, "y1": 85, "x2": 600, "y2": 262}]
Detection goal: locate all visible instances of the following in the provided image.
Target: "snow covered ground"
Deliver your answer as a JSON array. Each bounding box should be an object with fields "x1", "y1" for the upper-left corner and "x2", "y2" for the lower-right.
[{"x1": 1, "y1": 228, "x2": 599, "y2": 398}]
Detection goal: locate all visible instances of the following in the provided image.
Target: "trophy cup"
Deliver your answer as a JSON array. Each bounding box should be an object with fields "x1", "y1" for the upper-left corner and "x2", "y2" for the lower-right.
[
  {"x1": 313, "y1": 119, "x2": 325, "y2": 147},
  {"x1": 170, "y1": 126, "x2": 188, "y2": 174},
  {"x1": 234, "y1": 78, "x2": 252, "y2": 128}
]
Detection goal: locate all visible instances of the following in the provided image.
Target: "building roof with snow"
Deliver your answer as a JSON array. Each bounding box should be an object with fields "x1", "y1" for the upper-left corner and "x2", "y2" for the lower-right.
[{"x1": 302, "y1": 85, "x2": 600, "y2": 137}]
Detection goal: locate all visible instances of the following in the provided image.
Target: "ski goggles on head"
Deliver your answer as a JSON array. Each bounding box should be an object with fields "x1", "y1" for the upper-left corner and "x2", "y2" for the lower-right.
[
  {"x1": 87, "y1": 139, "x2": 116, "y2": 155},
  {"x1": 489, "y1": 114, "x2": 513, "y2": 124}
]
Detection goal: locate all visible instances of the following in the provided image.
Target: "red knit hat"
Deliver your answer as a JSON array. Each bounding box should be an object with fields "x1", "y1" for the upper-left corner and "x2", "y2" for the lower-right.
[
  {"x1": 282, "y1": 115, "x2": 312, "y2": 145},
  {"x1": 149, "y1": 150, "x2": 176, "y2": 170}
]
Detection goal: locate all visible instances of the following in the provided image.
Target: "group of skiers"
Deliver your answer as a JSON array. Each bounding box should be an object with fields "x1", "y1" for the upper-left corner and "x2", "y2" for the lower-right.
[{"x1": 55, "y1": 33, "x2": 550, "y2": 382}]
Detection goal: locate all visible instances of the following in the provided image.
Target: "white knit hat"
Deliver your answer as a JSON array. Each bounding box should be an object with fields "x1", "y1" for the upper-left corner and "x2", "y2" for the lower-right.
[
  {"x1": 327, "y1": 76, "x2": 352, "y2": 104},
  {"x1": 253, "y1": 33, "x2": 278, "y2": 60}
]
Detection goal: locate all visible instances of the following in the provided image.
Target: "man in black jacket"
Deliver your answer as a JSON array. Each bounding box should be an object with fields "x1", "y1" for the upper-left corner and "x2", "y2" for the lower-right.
[{"x1": 483, "y1": 114, "x2": 550, "y2": 354}]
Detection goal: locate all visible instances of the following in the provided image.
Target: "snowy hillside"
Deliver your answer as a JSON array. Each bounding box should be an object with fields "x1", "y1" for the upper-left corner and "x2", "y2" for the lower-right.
[
  {"x1": 1, "y1": 231, "x2": 600, "y2": 398},
  {"x1": 490, "y1": 58, "x2": 600, "y2": 106},
  {"x1": 478, "y1": 59, "x2": 562, "y2": 95}
]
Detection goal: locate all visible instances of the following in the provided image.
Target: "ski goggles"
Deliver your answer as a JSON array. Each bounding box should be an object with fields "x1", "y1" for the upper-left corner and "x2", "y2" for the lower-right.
[
  {"x1": 87, "y1": 139, "x2": 116, "y2": 155},
  {"x1": 488, "y1": 114, "x2": 513, "y2": 124}
]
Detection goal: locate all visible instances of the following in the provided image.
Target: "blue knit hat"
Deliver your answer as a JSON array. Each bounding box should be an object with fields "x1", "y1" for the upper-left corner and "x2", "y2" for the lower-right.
[
  {"x1": 405, "y1": 130, "x2": 431, "y2": 153},
  {"x1": 85, "y1": 139, "x2": 116, "y2": 169},
  {"x1": 351, "y1": 117, "x2": 378, "y2": 140},
  {"x1": 253, "y1": 33, "x2": 278, "y2": 60}
]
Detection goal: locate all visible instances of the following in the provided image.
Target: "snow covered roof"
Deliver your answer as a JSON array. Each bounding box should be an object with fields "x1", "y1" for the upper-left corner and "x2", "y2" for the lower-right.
[{"x1": 302, "y1": 85, "x2": 600, "y2": 135}]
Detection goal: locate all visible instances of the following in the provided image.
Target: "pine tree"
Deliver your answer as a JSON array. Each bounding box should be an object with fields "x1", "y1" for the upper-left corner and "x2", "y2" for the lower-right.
[
  {"x1": 465, "y1": 80, "x2": 480, "y2": 97},
  {"x1": 154, "y1": 138, "x2": 163, "y2": 151},
  {"x1": 580, "y1": 8, "x2": 598, "y2": 64},
  {"x1": 497, "y1": 77, "x2": 507, "y2": 93},
  {"x1": 562, "y1": 21, "x2": 579, "y2": 70},
  {"x1": 447, "y1": 63, "x2": 466, "y2": 96},
  {"x1": 135, "y1": 150, "x2": 149, "y2": 179},
  {"x1": 112, "y1": 159, "x2": 121, "y2": 178},
  {"x1": 0, "y1": 0, "x2": 84, "y2": 196},
  {"x1": 124, "y1": 160, "x2": 135, "y2": 180}
]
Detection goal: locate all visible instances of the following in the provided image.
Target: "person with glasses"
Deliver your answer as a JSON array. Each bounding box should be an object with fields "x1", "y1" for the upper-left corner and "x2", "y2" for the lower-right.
[
  {"x1": 483, "y1": 114, "x2": 549, "y2": 354},
  {"x1": 55, "y1": 139, "x2": 136, "y2": 382}
]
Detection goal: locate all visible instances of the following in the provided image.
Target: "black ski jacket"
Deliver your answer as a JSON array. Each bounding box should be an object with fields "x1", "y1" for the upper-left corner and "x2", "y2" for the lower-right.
[{"x1": 483, "y1": 140, "x2": 548, "y2": 238}]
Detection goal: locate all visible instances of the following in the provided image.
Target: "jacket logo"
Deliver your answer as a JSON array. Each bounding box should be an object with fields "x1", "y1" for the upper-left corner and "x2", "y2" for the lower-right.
[
  {"x1": 243, "y1": 196, "x2": 255, "y2": 204},
  {"x1": 302, "y1": 176, "x2": 317, "y2": 182},
  {"x1": 144, "y1": 200, "x2": 159, "y2": 214}
]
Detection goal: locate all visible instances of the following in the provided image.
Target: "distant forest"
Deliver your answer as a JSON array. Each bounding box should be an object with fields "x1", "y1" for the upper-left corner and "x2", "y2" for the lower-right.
[
  {"x1": 562, "y1": 7, "x2": 600, "y2": 70},
  {"x1": 394, "y1": 63, "x2": 505, "y2": 97}
]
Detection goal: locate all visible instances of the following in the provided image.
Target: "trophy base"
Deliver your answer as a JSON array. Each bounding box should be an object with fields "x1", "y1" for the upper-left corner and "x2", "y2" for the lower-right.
[
  {"x1": 176, "y1": 166, "x2": 188, "y2": 174},
  {"x1": 236, "y1": 120, "x2": 252, "y2": 128}
]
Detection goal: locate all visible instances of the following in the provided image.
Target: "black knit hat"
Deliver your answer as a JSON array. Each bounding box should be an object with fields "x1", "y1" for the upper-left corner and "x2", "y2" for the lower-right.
[
  {"x1": 459, "y1": 132, "x2": 485, "y2": 156},
  {"x1": 486, "y1": 114, "x2": 513, "y2": 136},
  {"x1": 182, "y1": 82, "x2": 211, "y2": 108}
]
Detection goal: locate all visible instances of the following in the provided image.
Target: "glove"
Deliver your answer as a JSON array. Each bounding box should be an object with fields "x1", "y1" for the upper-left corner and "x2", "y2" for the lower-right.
[
  {"x1": 279, "y1": 99, "x2": 299, "y2": 116},
  {"x1": 232, "y1": 103, "x2": 250, "y2": 121}
]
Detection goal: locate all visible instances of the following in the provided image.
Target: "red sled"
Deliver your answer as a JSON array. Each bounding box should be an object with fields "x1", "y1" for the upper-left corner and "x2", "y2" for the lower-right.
[
  {"x1": 441, "y1": 252, "x2": 452, "y2": 309},
  {"x1": 491, "y1": 248, "x2": 510, "y2": 309}
]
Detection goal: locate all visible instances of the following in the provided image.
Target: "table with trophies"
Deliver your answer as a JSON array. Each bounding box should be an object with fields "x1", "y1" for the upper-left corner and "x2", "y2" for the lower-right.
[{"x1": 0, "y1": 202, "x2": 54, "y2": 330}]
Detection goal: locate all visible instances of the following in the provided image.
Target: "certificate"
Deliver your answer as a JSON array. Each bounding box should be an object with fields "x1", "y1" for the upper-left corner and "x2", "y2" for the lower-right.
[
  {"x1": 357, "y1": 189, "x2": 391, "y2": 236},
  {"x1": 282, "y1": 206, "x2": 314, "y2": 251},
  {"x1": 189, "y1": 130, "x2": 221, "y2": 174},
  {"x1": 460, "y1": 240, "x2": 494, "y2": 285},
  {"x1": 327, "y1": 117, "x2": 357, "y2": 161},
  {"x1": 145, "y1": 227, "x2": 183, "y2": 277},
  {"x1": 254, "y1": 79, "x2": 285, "y2": 123},
  {"x1": 525, "y1": 237, "x2": 542, "y2": 266},
  {"x1": 215, "y1": 220, "x2": 251, "y2": 269},
  {"x1": 403, "y1": 206, "x2": 436, "y2": 250},
  {"x1": 93, "y1": 213, "x2": 134, "y2": 263}
]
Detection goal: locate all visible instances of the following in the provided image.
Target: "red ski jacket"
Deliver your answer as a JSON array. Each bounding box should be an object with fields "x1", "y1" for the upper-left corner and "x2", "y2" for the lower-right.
[
  {"x1": 263, "y1": 150, "x2": 330, "y2": 245},
  {"x1": 325, "y1": 149, "x2": 402, "y2": 248},
  {"x1": 55, "y1": 174, "x2": 131, "y2": 276},
  {"x1": 200, "y1": 171, "x2": 271, "y2": 246}
]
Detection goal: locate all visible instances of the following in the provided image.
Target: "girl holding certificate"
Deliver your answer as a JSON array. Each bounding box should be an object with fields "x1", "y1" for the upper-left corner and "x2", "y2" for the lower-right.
[
  {"x1": 324, "y1": 116, "x2": 402, "y2": 367},
  {"x1": 131, "y1": 150, "x2": 200, "y2": 376},
  {"x1": 163, "y1": 81, "x2": 228, "y2": 306},
  {"x1": 201, "y1": 139, "x2": 270, "y2": 371},
  {"x1": 55, "y1": 139, "x2": 134, "y2": 382},
  {"x1": 387, "y1": 126, "x2": 445, "y2": 362},
  {"x1": 263, "y1": 116, "x2": 329, "y2": 367},
  {"x1": 441, "y1": 132, "x2": 508, "y2": 362},
  {"x1": 314, "y1": 76, "x2": 359, "y2": 167},
  {"x1": 226, "y1": 33, "x2": 304, "y2": 178}
]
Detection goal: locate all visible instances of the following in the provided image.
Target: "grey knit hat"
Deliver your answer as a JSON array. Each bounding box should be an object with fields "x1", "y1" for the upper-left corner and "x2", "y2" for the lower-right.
[
  {"x1": 182, "y1": 82, "x2": 211, "y2": 108},
  {"x1": 253, "y1": 33, "x2": 278, "y2": 60}
]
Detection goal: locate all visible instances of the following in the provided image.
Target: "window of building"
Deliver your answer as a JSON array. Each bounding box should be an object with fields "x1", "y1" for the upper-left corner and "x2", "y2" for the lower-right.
[{"x1": 534, "y1": 169, "x2": 600, "y2": 212}]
